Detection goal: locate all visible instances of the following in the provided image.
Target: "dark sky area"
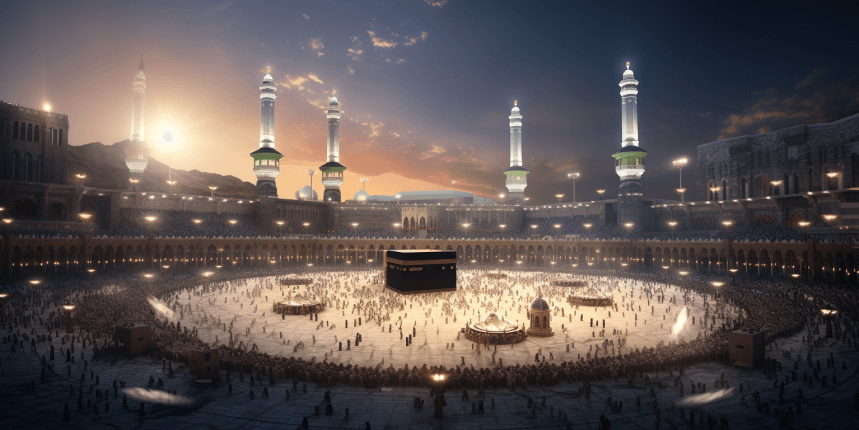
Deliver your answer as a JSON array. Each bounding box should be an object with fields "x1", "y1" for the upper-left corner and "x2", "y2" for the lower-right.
[{"x1": 1, "y1": 0, "x2": 858, "y2": 203}]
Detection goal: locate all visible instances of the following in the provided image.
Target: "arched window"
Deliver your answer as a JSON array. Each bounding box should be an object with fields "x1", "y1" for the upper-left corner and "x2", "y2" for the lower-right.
[
  {"x1": 807, "y1": 169, "x2": 813, "y2": 192},
  {"x1": 783, "y1": 172, "x2": 790, "y2": 195},
  {"x1": 740, "y1": 177, "x2": 747, "y2": 199},
  {"x1": 12, "y1": 121, "x2": 18, "y2": 139},
  {"x1": 34, "y1": 125, "x2": 39, "y2": 142},
  {"x1": 20, "y1": 122, "x2": 26, "y2": 140},
  {"x1": 403, "y1": 217, "x2": 409, "y2": 230},
  {"x1": 27, "y1": 124, "x2": 33, "y2": 141},
  {"x1": 11, "y1": 152, "x2": 19, "y2": 180},
  {"x1": 542, "y1": 315, "x2": 547, "y2": 328},
  {"x1": 36, "y1": 155, "x2": 43, "y2": 182},
  {"x1": 23, "y1": 153, "x2": 33, "y2": 181}
]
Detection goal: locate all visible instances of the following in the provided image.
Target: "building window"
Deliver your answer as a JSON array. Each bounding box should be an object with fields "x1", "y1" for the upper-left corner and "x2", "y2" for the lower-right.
[
  {"x1": 58, "y1": 129, "x2": 63, "y2": 146},
  {"x1": 27, "y1": 124, "x2": 33, "y2": 141},
  {"x1": 13, "y1": 121, "x2": 18, "y2": 139},
  {"x1": 34, "y1": 125, "x2": 39, "y2": 142}
]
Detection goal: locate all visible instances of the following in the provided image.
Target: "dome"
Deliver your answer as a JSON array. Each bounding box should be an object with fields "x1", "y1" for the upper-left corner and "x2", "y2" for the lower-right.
[
  {"x1": 295, "y1": 186, "x2": 318, "y2": 201},
  {"x1": 329, "y1": 96, "x2": 339, "y2": 105},
  {"x1": 530, "y1": 297, "x2": 549, "y2": 310},
  {"x1": 354, "y1": 190, "x2": 369, "y2": 202},
  {"x1": 623, "y1": 69, "x2": 634, "y2": 79}
]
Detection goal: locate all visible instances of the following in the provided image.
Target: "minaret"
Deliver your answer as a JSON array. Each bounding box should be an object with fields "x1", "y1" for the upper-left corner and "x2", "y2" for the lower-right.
[
  {"x1": 250, "y1": 68, "x2": 283, "y2": 197},
  {"x1": 612, "y1": 62, "x2": 647, "y2": 231},
  {"x1": 320, "y1": 92, "x2": 345, "y2": 202},
  {"x1": 503, "y1": 101, "x2": 528, "y2": 205},
  {"x1": 125, "y1": 59, "x2": 149, "y2": 187}
]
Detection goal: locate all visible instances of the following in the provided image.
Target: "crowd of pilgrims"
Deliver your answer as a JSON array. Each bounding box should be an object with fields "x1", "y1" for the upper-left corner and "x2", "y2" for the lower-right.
[{"x1": 3, "y1": 264, "x2": 857, "y2": 395}]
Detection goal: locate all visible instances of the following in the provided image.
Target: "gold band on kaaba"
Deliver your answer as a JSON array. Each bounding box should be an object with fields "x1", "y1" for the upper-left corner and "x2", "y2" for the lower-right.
[{"x1": 385, "y1": 258, "x2": 457, "y2": 266}]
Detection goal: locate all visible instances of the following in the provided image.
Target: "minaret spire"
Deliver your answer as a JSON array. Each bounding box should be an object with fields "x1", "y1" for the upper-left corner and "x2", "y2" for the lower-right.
[
  {"x1": 125, "y1": 60, "x2": 149, "y2": 188},
  {"x1": 320, "y1": 91, "x2": 345, "y2": 202},
  {"x1": 612, "y1": 62, "x2": 647, "y2": 231},
  {"x1": 503, "y1": 101, "x2": 528, "y2": 205},
  {"x1": 250, "y1": 68, "x2": 283, "y2": 197}
]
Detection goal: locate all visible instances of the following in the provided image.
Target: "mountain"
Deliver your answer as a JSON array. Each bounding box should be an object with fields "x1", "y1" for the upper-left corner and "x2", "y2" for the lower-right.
[{"x1": 67, "y1": 141, "x2": 257, "y2": 198}]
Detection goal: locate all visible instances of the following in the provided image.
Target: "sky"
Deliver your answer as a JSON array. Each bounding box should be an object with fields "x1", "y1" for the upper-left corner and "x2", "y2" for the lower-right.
[{"x1": 2, "y1": 0, "x2": 858, "y2": 204}]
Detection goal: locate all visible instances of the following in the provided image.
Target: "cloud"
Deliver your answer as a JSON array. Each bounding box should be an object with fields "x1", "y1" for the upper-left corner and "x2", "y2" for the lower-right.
[
  {"x1": 717, "y1": 72, "x2": 859, "y2": 140},
  {"x1": 347, "y1": 48, "x2": 363, "y2": 61},
  {"x1": 310, "y1": 38, "x2": 324, "y2": 51},
  {"x1": 205, "y1": 1, "x2": 233, "y2": 16},
  {"x1": 424, "y1": 0, "x2": 448, "y2": 7},
  {"x1": 361, "y1": 121, "x2": 386, "y2": 137},
  {"x1": 796, "y1": 67, "x2": 826, "y2": 89},
  {"x1": 317, "y1": 52, "x2": 324, "y2": 57},
  {"x1": 404, "y1": 36, "x2": 418, "y2": 46},
  {"x1": 302, "y1": 13, "x2": 310, "y2": 19},
  {"x1": 307, "y1": 73, "x2": 323, "y2": 85},
  {"x1": 279, "y1": 72, "x2": 326, "y2": 92},
  {"x1": 367, "y1": 31, "x2": 397, "y2": 48},
  {"x1": 395, "y1": 59, "x2": 406, "y2": 64},
  {"x1": 347, "y1": 64, "x2": 355, "y2": 74},
  {"x1": 421, "y1": 31, "x2": 428, "y2": 41}
]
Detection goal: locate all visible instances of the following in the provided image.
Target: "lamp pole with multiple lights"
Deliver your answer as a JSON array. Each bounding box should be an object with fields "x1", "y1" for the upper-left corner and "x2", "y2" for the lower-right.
[
  {"x1": 673, "y1": 158, "x2": 687, "y2": 202},
  {"x1": 567, "y1": 172, "x2": 579, "y2": 203}
]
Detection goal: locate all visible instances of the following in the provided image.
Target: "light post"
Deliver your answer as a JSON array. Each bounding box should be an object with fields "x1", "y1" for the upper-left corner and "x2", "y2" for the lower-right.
[
  {"x1": 499, "y1": 193, "x2": 506, "y2": 204},
  {"x1": 166, "y1": 180, "x2": 177, "y2": 194},
  {"x1": 673, "y1": 158, "x2": 687, "y2": 202},
  {"x1": 668, "y1": 220, "x2": 678, "y2": 240},
  {"x1": 75, "y1": 173, "x2": 87, "y2": 187},
  {"x1": 306, "y1": 169, "x2": 317, "y2": 201},
  {"x1": 596, "y1": 189, "x2": 605, "y2": 201},
  {"x1": 709, "y1": 186, "x2": 721, "y2": 201},
  {"x1": 583, "y1": 223, "x2": 592, "y2": 239},
  {"x1": 79, "y1": 213, "x2": 92, "y2": 230},
  {"x1": 770, "y1": 180, "x2": 782, "y2": 197},
  {"x1": 276, "y1": 220, "x2": 284, "y2": 236},
  {"x1": 129, "y1": 178, "x2": 140, "y2": 192},
  {"x1": 555, "y1": 194, "x2": 564, "y2": 204},
  {"x1": 567, "y1": 172, "x2": 580, "y2": 203},
  {"x1": 209, "y1": 186, "x2": 218, "y2": 198},
  {"x1": 430, "y1": 373, "x2": 448, "y2": 418},
  {"x1": 62, "y1": 304, "x2": 76, "y2": 334}
]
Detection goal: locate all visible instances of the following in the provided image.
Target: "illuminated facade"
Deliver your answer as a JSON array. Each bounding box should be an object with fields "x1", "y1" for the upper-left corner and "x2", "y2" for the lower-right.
[
  {"x1": 504, "y1": 101, "x2": 528, "y2": 205},
  {"x1": 251, "y1": 68, "x2": 282, "y2": 197},
  {"x1": 612, "y1": 62, "x2": 646, "y2": 231},
  {"x1": 125, "y1": 60, "x2": 149, "y2": 185},
  {"x1": 320, "y1": 94, "x2": 345, "y2": 202}
]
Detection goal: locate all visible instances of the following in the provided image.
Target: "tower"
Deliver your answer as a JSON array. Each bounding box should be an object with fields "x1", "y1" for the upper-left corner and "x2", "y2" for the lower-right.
[
  {"x1": 251, "y1": 68, "x2": 283, "y2": 197},
  {"x1": 125, "y1": 59, "x2": 149, "y2": 187},
  {"x1": 504, "y1": 101, "x2": 528, "y2": 205},
  {"x1": 319, "y1": 93, "x2": 345, "y2": 202},
  {"x1": 612, "y1": 62, "x2": 647, "y2": 232}
]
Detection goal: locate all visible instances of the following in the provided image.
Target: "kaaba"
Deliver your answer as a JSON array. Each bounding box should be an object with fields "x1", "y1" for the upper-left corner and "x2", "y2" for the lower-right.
[
  {"x1": 114, "y1": 323, "x2": 151, "y2": 355},
  {"x1": 385, "y1": 249, "x2": 457, "y2": 294}
]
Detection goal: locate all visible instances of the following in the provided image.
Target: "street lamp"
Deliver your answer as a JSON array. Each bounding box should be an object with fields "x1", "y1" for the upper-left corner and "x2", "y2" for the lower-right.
[
  {"x1": 75, "y1": 173, "x2": 87, "y2": 187},
  {"x1": 673, "y1": 158, "x2": 687, "y2": 202},
  {"x1": 567, "y1": 172, "x2": 580, "y2": 203},
  {"x1": 129, "y1": 178, "x2": 140, "y2": 192},
  {"x1": 709, "y1": 186, "x2": 721, "y2": 201},
  {"x1": 555, "y1": 194, "x2": 564, "y2": 204},
  {"x1": 770, "y1": 180, "x2": 782, "y2": 196},
  {"x1": 596, "y1": 189, "x2": 605, "y2": 201},
  {"x1": 62, "y1": 304, "x2": 76, "y2": 334},
  {"x1": 166, "y1": 180, "x2": 177, "y2": 194},
  {"x1": 79, "y1": 213, "x2": 92, "y2": 229},
  {"x1": 209, "y1": 186, "x2": 218, "y2": 198}
]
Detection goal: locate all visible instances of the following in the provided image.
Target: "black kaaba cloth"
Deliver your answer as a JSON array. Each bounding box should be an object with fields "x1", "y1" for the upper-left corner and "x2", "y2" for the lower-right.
[{"x1": 384, "y1": 250, "x2": 457, "y2": 294}]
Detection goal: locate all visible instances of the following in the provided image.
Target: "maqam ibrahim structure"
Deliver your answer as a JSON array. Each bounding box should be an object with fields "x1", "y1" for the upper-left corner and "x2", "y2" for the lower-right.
[
  {"x1": 251, "y1": 68, "x2": 283, "y2": 197},
  {"x1": 125, "y1": 60, "x2": 149, "y2": 186},
  {"x1": 612, "y1": 62, "x2": 646, "y2": 231},
  {"x1": 504, "y1": 101, "x2": 528, "y2": 205},
  {"x1": 319, "y1": 93, "x2": 345, "y2": 202}
]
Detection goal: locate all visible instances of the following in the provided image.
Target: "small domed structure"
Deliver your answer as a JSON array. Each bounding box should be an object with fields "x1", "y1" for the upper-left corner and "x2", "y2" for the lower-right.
[
  {"x1": 464, "y1": 313, "x2": 526, "y2": 344},
  {"x1": 295, "y1": 186, "x2": 318, "y2": 201},
  {"x1": 527, "y1": 297, "x2": 553, "y2": 337},
  {"x1": 530, "y1": 297, "x2": 549, "y2": 311},
  {"x1": 354, "y1": 189, "x2": 369, "y2": 202}
]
